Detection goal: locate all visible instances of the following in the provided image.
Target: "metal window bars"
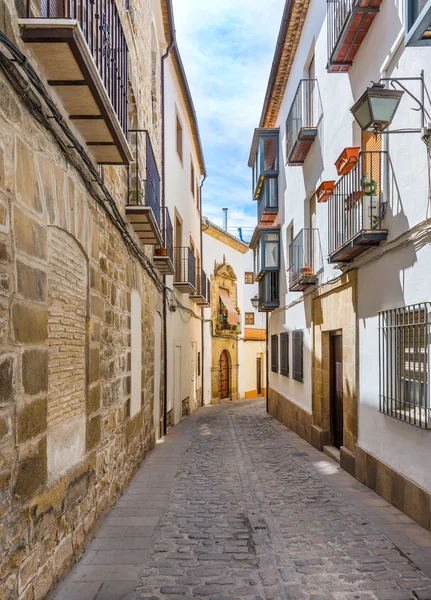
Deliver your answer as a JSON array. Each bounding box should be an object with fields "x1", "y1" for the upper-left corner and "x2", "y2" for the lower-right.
[
  {"x1": 379, "y1": 303, "x2": 430, "y2": 429},
  {"x1": 286, "y1": 79, "x2": 321, "y2": 163},
  {"x1": 328, "y1": 150, "x2": 387, "y2": 257},
  {"x1": 289, "y1": 228, "x2": 320, "y2": 289},
  {"x1": 195, "y1": 269, "x2": 210, "y2": 303},
  {"x1": 174, "y1": 247, "x2": 196, "y2": 288},
  {"x1": 161, "y1": 207, "x2": 173, "y2": 264},
  {"x1": 27, "y1": 0, "x2": 129, "y2": 136},
  {"x1": 127, "y1": 131, "x2": 161, "y2": 228}
]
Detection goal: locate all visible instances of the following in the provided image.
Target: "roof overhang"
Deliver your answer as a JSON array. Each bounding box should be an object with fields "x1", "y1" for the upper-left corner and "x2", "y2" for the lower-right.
[{"x1": 249, "y1": 225, "x2": 280, "y2": 250}]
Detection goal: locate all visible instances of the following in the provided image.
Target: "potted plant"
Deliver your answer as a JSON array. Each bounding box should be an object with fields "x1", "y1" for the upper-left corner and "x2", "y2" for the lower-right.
[
  {"x1": 128, "y1": 187, "x2": 144, "y2": 206},
  {"x1": 302, "y1": 262, "x2": 313, "y2": 276},
  {"x1": 235, "y1": 306, "x2": 240, "y2": 314},
  {"x1": 155, "y1": 245, "x2": 167, "y2": 256},
  {"x1": 316, "y1": 180, "x2": 335, "y2": 203},
  {"x1": 335, "y1": 147, "x2": 360, "y2": 176}
]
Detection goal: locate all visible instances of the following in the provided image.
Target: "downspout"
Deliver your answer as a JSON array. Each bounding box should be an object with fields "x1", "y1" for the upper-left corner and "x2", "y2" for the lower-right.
[
  {"x1": 199, "y1": 175, "x2": 207, "y2": 406},
  {"x1": 161, "y1": 27, "x2": 176, "y2": 437},
  {"x1": 266, "y1": 313, "x2": 269, "y2": 413}
]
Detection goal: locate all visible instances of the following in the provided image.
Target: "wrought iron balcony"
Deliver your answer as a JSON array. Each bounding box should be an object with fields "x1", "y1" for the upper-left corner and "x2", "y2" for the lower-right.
[
  {"x1": 20, "y1": 0, "x2": 132, "y2": 164},
  {"x1": 327, "y1": 0, "x2": 383, "y2": 73},
  {"x1": 289, "y1": 229, "x2": 320, "y2": 292},
  {"x1": 287, "y1": 79, "x2": 321, "y2": 166},
  {"x1": 173, "y1": 247, "x2": 196, "y2": 293},
  {"x1": 126, "y1": 131, "x2": 162, "y2": 246},
  {"x1": 258, "y1": 271, "x2": 280, "y2": 312},
  {"x1": 190, "y1": 268, "x2": 211, "y2": 307},
  {"x1": 153, "y1": 208, "x2": 174, "y2": 275},
  {"x1": 328, "y1": 150, "x2": 388, "y2": 263}
]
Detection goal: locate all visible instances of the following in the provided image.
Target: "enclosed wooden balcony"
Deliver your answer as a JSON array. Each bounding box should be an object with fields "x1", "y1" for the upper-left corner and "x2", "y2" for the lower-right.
[
  {"x1": 20, "y1": 0, "x2": 132, "y2": 164},
  {"x1": 257, "y1": 178, "x2": 278, "y2": 225},
  {"x1": 153, "y1": 208, "x2": 174, "y2": 275},
  {"x1": 328, "y1": 150, "x2": 388, "y2": 263},
  {"x1": 190, "y1": 269, "x2": 211, "y2": 307},
  {"x1": 173, "y1": 247, "x2": 196, "y2": 294},
  {"x1": 126, "y1": 131, "x2": 162, "y2": 246},
  {"x1": 250, "y1": 226, "x2": 280, "y2": 282},
  {"x1": 258, "y1": 271, "x2": 280, "y2": 312},
  {"x1": 327, "y1": 0, "x2": 383, "y2": 73},
  {"x1": 289, "y1": 229, "x2": 319, "y2": 292},
  {"x1": 287, "y1": 79, "x2": 321, "y2": 166}
]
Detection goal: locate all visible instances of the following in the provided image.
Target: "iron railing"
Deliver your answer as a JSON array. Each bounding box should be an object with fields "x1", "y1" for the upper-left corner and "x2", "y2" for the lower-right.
[
  {"x1": 379, "y1": 303, "x2": 430, "y2": 429},
  {"x1": 127, "y1": 131, "x2": 161, "y2": 228},
  {"x1": 196, "y1": 268, "x2": 210, "y2": 302},
  {"x1": 26, "y1": 0, "x2": 128, "y2": 135},
  {"x1": 327, "y1": 0, "x2": 354, "y2": 66},
  {"x1": 174, "y1": 247, "x2": 196, "y2": 288},
  {"x1": 286, "y1": 79, "x2": 320, "y2": 160},
  {"x1": 328, "y1": 150, "x2": 387, "y2": 256},
  {"x1": 289, "y1": 228, "x2": 320, "y2": 288},
  {"x1": 161, "y1": 207, "x2": 173, "y2": 263}
]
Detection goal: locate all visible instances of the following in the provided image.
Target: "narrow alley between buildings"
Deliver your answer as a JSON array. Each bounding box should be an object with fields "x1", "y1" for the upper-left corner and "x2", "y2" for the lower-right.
[{"x1": 54, "y1": 399, "x2": 431, "y2": 600}]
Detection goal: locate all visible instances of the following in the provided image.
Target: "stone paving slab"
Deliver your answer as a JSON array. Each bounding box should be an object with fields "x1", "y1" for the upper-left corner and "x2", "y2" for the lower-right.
[{"x1": 52, "y1": 400, "x2": 431, "y2": 600}]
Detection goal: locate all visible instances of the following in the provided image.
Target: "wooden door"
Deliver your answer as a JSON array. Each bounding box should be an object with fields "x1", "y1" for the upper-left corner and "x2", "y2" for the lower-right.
[
  {"x1": 256, "y1": 357, "x2": 262, "y2": 395},
  {"x1": 330, "y1": 334, "x2": 343, "y2": 449},
  {"x1": 218, "y1": 351, "x2": 230, "y2": 399}
]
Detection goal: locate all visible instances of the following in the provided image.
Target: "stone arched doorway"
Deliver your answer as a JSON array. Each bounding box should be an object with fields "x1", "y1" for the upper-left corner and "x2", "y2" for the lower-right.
[{"x1": 218, "y1": 350, "x2": 230, "y2": 400}]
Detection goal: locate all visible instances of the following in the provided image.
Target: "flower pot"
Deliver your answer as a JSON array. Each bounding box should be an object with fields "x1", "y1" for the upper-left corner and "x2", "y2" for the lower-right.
[
  {"x1": 335, "y1": 147, "x2": 360, "y2": 176},
  {"x1": 316, "y1": 180, "x2": 335, "y2": 203},
  {"x1": 302, "y1": 267, "x2": 313, "y2": 276},
  {"x1": 155, "y1": 247, "x2": 167, "y2": 256}
]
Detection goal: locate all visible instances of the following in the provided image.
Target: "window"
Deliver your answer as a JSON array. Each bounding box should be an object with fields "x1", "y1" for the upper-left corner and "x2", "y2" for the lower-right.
[
  {"x1": 406, "y1": 0, "x2": 431, "y2": 45},
  {"x1": 196, "y1": 179, "x2": 200, "y2": 210},
  {"x1": 245, "y1": 313, "x2": 255, "y2": 326},
  {"x1": 292, "y1": 330, "x2": 304, "y2": 382},
  {"x1": 280, "y1": 332, "x2": 289, "y2": 377},
  {"x1": 245, "y1": 272, "x2": 254, "y2": 284},
  {"x1": 379, "y1": 304, "x2": 430, "y2": 428},
  {"x1": 176, "y1": 114, "x2": 183, "y2": 162},
  {"x1": 191, "y1": 160, "x2": 195, "y2": 197},
  {"x1": 271, "y1": 334, "x2": 278, "y2": 373}
]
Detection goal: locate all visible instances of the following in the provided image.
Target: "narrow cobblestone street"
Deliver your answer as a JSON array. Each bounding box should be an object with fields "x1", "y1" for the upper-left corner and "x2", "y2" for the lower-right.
[{"x1": 54, "y1": 400, "x2": 431, "y2": 600}]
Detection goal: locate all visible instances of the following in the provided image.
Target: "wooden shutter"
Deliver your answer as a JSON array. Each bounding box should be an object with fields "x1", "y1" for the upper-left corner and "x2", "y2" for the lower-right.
[
  {"x1": 292, "y1": 330, "x2": 304, "y2": 382},
  {"x1": 271, "y1": 334, "x2": 278, "y2": 373},
  {"x1": 362, "y1": 131, "x2": 382, "y2": 195},
  {"x1": 280, "y1": 332, "x2": 289, "y2": 377}
]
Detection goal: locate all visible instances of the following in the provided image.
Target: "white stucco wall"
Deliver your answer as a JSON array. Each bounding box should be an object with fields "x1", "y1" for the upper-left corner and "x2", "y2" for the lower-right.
[
  {"x1": 260, "y1": 0, "x2": 431, "y2": 492},
  {"x1": 164, "y1": 55, "x2": 203, "y2": 424}
]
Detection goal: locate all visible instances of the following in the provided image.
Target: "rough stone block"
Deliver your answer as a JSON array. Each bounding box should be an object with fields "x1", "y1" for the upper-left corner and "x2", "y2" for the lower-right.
[
  {"x1": 0, "y1": 201, "x2": 7, "y2": 230},
  {"x1": 391, "y1": 470, "x2": 406, "y2": 512},
  {"x1": 29, "y1": 476, "x2": 66, "y2": 519},
  {"x1": 22, "y1": 348, "x2": 48, "y2": 395},
  {"x1": 375, "y1": 460, "x2": 393, "y2": 503},
  {"x1": 0, "y1": 144, "x2": 4, "y2": 191},
  {"x1": 17, "y1": 260, "x2": 47, "y2": 302},
  {"x1": 18, "y1": 550, "x2": 38, "y2": 594},
  {"x1": 404, "y1": 478, "x2": 431, "y2": 530},
  {"x1": 18, "y1": 397, "x2": 47, "y2": 443},
  {"x1": 355, "y1": 445, "x2": 367, "y2": 485},
  {"x1": 366, "y1": 452, "x2": 377, "y2": 490},
  {"x1": 340, "y1": 445, "x2": 355, "y2": 477},
  {"x1": 12, "y1": 303, "x2": 48, "y2": 343},
  {"x1": 14, "y1": 207, "x2": 46, "y2": 260},
  {"x1": 16, "y1": 139, "x2": 42, "y2": 213},
  {"x1": 33, "y1": 558, "x2": 53, "y2": 600},
  {"x1": 0, "y1": 411, "x2": 9, "y2": 441},
  {"x1": 87, "y1": 415, "x2": 101, "y2": 450},
  {"x1": 87, "y1": 384, "x2": 101, "y2": 414},
  {"x1": 0, "y1": 355, "x2": 14, "y2": 403},
  {"x1": 36, "y1": 155, "x2": 56, "y2": 224},
  {"x1": 54, "y1": 534, "x2": 73, "y2": 577},
  {"x1": 0, "y1": 241, "x2": 9, "y2": 262},
  {"x1": 15, "y1": 437, "x2": 47, "y2": 499},
  {"x1": 89, "y1": 347, "x2": 100, "y2": 384}
]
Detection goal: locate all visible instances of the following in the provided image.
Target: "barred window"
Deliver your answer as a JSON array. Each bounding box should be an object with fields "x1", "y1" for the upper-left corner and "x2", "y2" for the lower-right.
[
  {"x1": 379, "y1": 304, "x2": 430, "y2": 428},
  {"x1": 271, "y1": 334, "x2": 278, "y2": 373},
  {"x1": 292, "y1": 330, "x2": 304, "y2": 382},
  {"x1": 280, "y1": 332, "x2": 289, "y2": 377}
]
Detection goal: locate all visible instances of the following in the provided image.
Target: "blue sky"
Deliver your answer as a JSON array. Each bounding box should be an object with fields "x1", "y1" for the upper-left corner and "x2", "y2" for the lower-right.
[{"x1": 173, "y1": 0, "x2": 284, "y2": 238}]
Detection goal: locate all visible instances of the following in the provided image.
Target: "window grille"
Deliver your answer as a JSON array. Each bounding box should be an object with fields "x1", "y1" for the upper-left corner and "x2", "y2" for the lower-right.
[
  {"x1": 379, "y1": 303, "x2": 430, "y2": 429},
  {"x1": 280, "y1": 332, "x2": 289, "y2": 377},
  {"x1": 292, "y1": 330, "x2": 304, "y2": 382},
  {"x1": 271, "y1": 334, "x2": 278, "y2": 373}
]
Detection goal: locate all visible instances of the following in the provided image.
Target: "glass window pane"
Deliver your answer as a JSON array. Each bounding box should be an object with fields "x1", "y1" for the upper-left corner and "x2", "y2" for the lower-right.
[
  {"x1": 262, "y1": 137, "x2": 278, "y2": 171},
  {"x1": 411, "y1": 0, "x2": 428, "y2": 28},
  {"x1": 265, "y1": 241, "x2": 278, "y2": 268}
]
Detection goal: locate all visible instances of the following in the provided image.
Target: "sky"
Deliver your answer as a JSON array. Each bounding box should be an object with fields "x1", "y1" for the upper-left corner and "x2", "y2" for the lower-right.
[{"x1": 172, "y1": 0, "x2": 284, "y2": 240}]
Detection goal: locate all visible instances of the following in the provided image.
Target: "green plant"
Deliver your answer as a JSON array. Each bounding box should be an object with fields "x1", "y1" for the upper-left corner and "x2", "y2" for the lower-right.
[{"x1": 128, "y1": 187, "x2": 144, "y2": 205}]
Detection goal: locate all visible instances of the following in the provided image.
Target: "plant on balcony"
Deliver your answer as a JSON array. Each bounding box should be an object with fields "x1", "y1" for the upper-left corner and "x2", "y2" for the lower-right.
[
  {"x1": 335, "y1": 147, "x2": 360, "y2": 176},
  {"x1": 128, "y1": 187, "x2": 144, "y2": 206},
  {"x1": 155, "y1": 245, "x2": 167, "y2": 256},
  {"x1": 361, "y1": 174, "x2": 377, "y2": 196},
  {"x1": 301, "y1": 262, "x2": 314, "y2": 277}
]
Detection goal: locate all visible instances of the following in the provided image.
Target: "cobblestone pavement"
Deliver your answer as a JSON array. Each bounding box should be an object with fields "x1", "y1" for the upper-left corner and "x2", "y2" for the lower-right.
[{"x1": 55, "y1": 399, "x2": 431, "y2": 600}]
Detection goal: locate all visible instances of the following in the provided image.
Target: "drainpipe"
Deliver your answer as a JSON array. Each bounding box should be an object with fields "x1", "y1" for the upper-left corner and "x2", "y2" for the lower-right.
[
  {"x1": 161, "y1": 23, "x2": 176, "y2": 437},
  {"x1": 266, "y1": 312, "x2": 269, "y2": 413},
  {"x1": 200, "y1": 175, "x2": 207, "y2": 406}
]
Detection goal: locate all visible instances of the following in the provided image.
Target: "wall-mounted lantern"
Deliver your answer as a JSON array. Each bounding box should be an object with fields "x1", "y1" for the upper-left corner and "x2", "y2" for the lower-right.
[{"x1": 350, "y1": 83, "x2": 404, "y2": 133}]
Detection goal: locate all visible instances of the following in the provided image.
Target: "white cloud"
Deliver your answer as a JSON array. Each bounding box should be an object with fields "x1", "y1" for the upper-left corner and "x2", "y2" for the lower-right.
[{"x1": 172, "y1": 0, "x2": 284, "y2": 223}]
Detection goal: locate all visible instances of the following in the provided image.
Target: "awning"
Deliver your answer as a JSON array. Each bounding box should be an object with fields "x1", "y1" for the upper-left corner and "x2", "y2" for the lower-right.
[{"x1": 219, "y1": 289, "x2": 238, "y2": 326}]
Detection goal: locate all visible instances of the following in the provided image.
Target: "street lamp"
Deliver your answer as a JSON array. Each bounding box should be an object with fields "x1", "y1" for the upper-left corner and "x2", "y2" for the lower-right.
[
  {"x1": 350, "y1": 83, "x2": 404, "y2": 133},
  {"x1": 251, "y1": 294, "x2": 259, "y2": 309}
]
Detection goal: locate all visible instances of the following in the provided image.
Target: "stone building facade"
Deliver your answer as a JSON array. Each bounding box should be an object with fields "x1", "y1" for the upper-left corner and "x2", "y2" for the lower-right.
[{"x1": 0, "y1": 0, "x2": 204, "y2": 597}]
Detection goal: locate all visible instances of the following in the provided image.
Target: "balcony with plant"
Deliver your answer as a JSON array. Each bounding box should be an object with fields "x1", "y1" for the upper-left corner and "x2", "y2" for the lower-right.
[{"x1": 289, "y1": 229, "x2": 320, "y2": 292}]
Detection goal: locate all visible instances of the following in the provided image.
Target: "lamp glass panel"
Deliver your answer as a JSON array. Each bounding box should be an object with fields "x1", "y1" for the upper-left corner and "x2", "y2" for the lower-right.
[
  {"x1": 369, "y1": 96, "x2": 400, "y2": 124},
  {"x1": 353, "y1": 98, "x2": 372, "y2": 129}
]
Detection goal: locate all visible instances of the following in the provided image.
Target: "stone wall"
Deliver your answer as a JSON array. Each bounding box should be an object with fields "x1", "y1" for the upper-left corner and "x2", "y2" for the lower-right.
[{"x1": 0, "y1": 0, "x2": 165, "y2": 596}]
